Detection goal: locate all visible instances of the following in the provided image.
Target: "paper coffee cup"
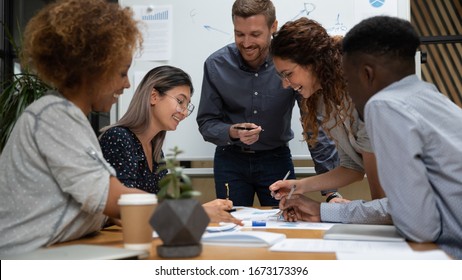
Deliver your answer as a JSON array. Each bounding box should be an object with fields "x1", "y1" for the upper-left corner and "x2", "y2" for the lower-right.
[{"x1": 118, "y1": 193, "x2": 157, "y2": 251}]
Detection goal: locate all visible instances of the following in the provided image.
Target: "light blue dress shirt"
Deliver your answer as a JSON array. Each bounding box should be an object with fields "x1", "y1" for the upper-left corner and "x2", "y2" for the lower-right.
[{"x1": 366, "y1": 75, "x2": 462, "y2": 259}]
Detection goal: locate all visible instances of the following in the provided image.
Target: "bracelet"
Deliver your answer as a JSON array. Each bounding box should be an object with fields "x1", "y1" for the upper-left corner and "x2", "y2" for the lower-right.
[{"x1": 326, "y1": 192, "x2": 342, "y2": 203}]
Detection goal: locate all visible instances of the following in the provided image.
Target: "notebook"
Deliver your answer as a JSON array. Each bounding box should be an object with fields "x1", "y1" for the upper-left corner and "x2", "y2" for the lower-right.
[
  {"x1": 3, "y1": 244, "x2": 149, "y2": 260},
  {"x1": 201, "y1": 231, "x2": 286, "y2": 247},
  {"x1": 323, "y1": 224, "x2": 405, "y2": 242}
]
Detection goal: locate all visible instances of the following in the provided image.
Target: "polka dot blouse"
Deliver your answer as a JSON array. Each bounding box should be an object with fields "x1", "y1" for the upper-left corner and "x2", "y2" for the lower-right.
[{"x1": 100, "y1": 126, "x2": 167, "y2": 194}]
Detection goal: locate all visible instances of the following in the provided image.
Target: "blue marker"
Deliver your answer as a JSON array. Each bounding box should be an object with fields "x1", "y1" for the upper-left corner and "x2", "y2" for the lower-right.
[{"x1": 252, "y1": 220, "x2": 267, "y2": 227}]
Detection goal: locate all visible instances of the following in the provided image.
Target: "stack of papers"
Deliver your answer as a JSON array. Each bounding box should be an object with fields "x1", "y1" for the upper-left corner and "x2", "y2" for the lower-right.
[
  {"x1": 202, "y1": 231, "x2": 286, "y2": 247},
  {"x1": 206, "y1": 223, "x2": 240, "y2": 233},
  {"x1": 270, "y1": 238, "x2": 410, "y2": 253},
  {"x1": 323, "y1": 224, "x2": 405, "y2": 242}
]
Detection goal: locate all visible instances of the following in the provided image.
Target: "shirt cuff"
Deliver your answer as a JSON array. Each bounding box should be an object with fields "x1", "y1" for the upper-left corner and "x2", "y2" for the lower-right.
[{"x1": 320, "y1": 202, "x2": 343, "y2": 223}]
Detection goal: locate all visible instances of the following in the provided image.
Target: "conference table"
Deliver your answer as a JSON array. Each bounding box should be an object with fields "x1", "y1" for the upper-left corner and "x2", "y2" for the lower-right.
[{"x1": 55, "y1": 225, "x2": 440, "y2": 260}]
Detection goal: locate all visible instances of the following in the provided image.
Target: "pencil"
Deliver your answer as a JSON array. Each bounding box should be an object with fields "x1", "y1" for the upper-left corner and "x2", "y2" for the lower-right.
[
  {"x1": 285, "y1": 185, "x2": 297, "y2": 218},
  {"x1": 224, "y1": 183, "x2": 235, "y2": 212},
  {"x1": 282, "y1": 170, "x2": 291, "y2": 181},
  {"x1": 272, "y1": 170, "x2": 291, "y2": 199},
  {"x1": 274, "y1": 170, "x2": 292, "y2": 216}
]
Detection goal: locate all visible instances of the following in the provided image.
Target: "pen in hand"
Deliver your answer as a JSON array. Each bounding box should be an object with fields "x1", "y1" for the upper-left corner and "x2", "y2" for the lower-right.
[
  {"x1": 225, "y1": 183, "x2": 235, "y2": 213},
  {"x1": 233, "y1": 126, "x2": 265, "y2": 131},
  {"x1": 287, "y1": 185, "x2": 296, "y2": 200},
  {"x1": 272, "y1": 170, "x2": 291, "y2": 198},
  {"x1": 282, "y1": 170, "x2": 291, "y2": 181},
  {"x1": 285, "y1": 185, "x2": 297, "y2": 219},
  {"x1": 233, "y1": 126, "x2": 253, "y2": 130},
  {"x1": 275, "y1": 171, "x2": 291, "y2": 218}
]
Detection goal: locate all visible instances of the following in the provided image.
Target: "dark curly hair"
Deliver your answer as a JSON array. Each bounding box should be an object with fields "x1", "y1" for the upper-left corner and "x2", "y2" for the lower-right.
[
  {"x1": 21, "y1": 0, "x2": 143, "y2": 92},
  {"x1": 270, "y1": 17, "x2": 353, "y2": 147},
  {"x1": 343, "y1": 16, "x2": 420, "y2": 61}
]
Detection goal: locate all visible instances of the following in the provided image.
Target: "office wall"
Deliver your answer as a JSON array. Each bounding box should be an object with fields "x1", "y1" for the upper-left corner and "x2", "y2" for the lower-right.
[{"x1": 118, "y1": 0, "x2": 410, "y2": 160}]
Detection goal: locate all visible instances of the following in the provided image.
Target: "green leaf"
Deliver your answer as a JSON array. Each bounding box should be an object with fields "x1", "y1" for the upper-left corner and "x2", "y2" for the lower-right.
[
  {"x1": 0, "y1": 74, "x2": 50, "y2": 152},
  {"x1": 0, "y1": 23, "x2": 52, "y2": 152},
  {"x1": 157, "y1": 146, "x2": 200, "y2": 200},
  {"x1": 179, "y1": 190, "x2": 201, "y2": 199}
]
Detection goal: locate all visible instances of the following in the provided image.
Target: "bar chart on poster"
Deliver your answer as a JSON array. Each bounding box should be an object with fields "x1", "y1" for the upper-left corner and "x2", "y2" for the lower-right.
[{"x1": 118, "y1": 0, "x2": 409, "y2": 160}]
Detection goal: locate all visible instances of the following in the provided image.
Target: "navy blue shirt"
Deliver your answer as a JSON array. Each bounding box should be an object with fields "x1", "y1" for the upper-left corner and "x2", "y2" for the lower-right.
[
  {"x1": 197, "y1": 43, "x2": 295, "y2": 150},
  {"x1": 100, "y1": 126, "x2": 167, "y2": 194}
]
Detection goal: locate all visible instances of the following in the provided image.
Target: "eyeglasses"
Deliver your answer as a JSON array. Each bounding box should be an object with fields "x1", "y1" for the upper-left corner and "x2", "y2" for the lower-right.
[
  {"x1": 276, "y1": 64, "x2": 298, "y2": 83},
  {"x1": 165, "y1": 93, "x2": 195, "y2": 116}
]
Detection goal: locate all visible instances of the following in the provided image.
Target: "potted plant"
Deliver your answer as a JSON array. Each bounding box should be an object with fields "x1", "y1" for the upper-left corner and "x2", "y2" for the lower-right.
[
  {"x1": 0, "y1": 22, "x2": 52, "y2": 152},
  {"x1": 150, "y1": 146, "x2": 210, "y2": 258}
]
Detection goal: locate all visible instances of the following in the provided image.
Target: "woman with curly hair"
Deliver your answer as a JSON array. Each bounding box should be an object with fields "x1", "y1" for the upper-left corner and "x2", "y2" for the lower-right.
[
  {"x1": 269, "y1": 17, "x2": 388, "y2": 224},
  {"x1": 0, "y1": 0, "x2": 145, "y2": 256}
]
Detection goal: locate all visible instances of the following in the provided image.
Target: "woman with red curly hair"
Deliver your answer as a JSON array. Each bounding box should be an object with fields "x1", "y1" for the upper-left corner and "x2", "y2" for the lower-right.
[
  {"x1": 0, "y1": 0, "x2": 144, "y2": 256},
  {"x1": 269, "y1": 18, "x2": 388, "y2": 224}
]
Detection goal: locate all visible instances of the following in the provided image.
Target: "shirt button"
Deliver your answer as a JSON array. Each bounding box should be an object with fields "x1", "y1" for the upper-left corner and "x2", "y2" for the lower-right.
[
  {"x1": 254, "y1": 92, "x2": 258, "y2": 95},
  {"x1": 253, "y1": 110, "x2": 258, "y2": 114},
  {"x1": 255, "y1": 73, "x2": 258, "y2": 77}
]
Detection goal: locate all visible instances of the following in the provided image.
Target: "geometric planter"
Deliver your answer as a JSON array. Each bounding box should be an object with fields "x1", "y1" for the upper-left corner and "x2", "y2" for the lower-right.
[{"x1": 150, "y1": 198, "x2": 210, "y2": 258}]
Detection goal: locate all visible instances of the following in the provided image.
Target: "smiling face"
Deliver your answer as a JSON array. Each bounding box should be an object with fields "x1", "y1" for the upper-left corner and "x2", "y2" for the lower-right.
[
  {"x1": 152, "y1": 85, "x2": 192, "y2": 131},
  {"x1": 91, "y1": 56, "x2": 132, "y2": 113},
  {"x1": 273, "y1": 56, "x2": 321, "y2": 99},
  {"x1": 233, "y1": 15, "x2": 277, "y2": 70}
]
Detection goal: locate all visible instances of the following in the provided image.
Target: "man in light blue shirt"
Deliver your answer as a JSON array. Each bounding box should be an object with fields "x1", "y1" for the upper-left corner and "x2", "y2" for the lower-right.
[
  {"x1": 342, "y1": 16, "x2": 462, "y2": 259},
  {"x1": 280, "y1": 15, "x2": 461, "y2": 260}
]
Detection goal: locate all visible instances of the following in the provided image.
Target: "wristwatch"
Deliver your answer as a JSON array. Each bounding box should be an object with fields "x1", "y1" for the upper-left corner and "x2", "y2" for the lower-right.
[{"x1": 326, "y1": 192, "x2": 342, "y2": 203}]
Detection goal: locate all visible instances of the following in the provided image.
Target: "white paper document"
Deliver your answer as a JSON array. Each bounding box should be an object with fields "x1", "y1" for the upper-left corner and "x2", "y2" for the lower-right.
[
  {"x1": 323, "y1": 224, "x2": 405, "y2": 242},
  {"x1": 336, "y1": 250, "x2": 451, "y2": 260},
  {"x1": 206, "y1": 223, "x2": 241, "y2": 233},
  {"x1": 231, "y1": 207, "x2": 280, "y2": 220},
  {"x1": 231, "y1": 207, "x2": 336, "y2": 230},
  {"x1": 270, "y1": 238, "x2": 412, "y2": 253}
]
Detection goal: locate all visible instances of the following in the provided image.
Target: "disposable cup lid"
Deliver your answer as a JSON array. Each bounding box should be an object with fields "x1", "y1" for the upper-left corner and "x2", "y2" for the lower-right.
[{"x1": 118, "y1": 193, "x2": 157, "y2": 205}]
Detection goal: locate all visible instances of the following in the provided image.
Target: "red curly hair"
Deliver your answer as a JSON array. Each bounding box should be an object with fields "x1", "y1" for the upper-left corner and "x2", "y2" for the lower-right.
[{"x1": 270, "y1": 17, "x2": 354, "y2": 147}]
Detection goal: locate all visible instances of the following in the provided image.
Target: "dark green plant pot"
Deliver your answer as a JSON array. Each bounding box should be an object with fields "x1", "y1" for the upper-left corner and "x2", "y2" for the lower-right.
[{"x1": 150, "y1": 198, "x2": 210, "y2": 258}]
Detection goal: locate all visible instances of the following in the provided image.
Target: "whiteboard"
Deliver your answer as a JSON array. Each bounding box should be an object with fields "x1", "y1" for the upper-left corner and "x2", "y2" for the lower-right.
[{"x1": 118, "y1": 0, "x2": 409, "y2": 160}]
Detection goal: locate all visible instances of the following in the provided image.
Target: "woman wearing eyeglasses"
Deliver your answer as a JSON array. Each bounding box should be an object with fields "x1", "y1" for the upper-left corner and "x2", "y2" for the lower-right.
[
  {"x1": 268, "y1": 18, "x2": 388, "y2": 224},
  {"x1": 99, "y1": 65, "x2": 242, "y2": 225}
]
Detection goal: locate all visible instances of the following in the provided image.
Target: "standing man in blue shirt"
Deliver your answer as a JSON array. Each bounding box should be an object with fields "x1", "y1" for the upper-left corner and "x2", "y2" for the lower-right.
[{"x1": 196, "y1": 0, "x2": 338, "y2": 206}]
